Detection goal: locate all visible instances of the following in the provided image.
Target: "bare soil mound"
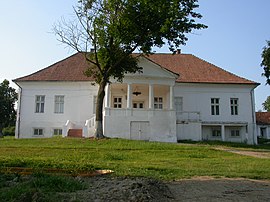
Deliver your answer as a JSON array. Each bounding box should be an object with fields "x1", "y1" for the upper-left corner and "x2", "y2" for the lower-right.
[
  {"x1": 73, "y1": 176, "x2": 174, "y2": 201},
  {"x1": 69, "y1": 176, "x2": 270, "y2": 201}
]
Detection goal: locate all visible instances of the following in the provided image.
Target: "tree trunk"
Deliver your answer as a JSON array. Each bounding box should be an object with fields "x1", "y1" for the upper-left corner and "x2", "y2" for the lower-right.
[
  {"x1": 94, "y1": 80, "x2": 107, "y2": 139},
  {"x1": 0, "y1": 124, "x2": 3, "y2": 138}
]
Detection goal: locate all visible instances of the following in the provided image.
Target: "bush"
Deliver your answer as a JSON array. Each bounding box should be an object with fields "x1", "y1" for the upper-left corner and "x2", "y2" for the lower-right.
[
  {"x1": 258, "y1": 137, "x2": 270, "y2": 145},
  {"x1": 3, "y1": 126, "x2": 15, "y2": 136}
]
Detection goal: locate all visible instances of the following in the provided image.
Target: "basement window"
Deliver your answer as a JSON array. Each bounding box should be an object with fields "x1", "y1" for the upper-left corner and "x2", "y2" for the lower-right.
[
  {"x1": 212, "y1": 129, "x2": 221, "y2": 137},
  {"x1": 231, "y1": 130, "x2": 240, "y2": 137},
  {"x1": 53, "y1": 129, "x2": 62, "y2": 136},
  {"x1": 33, "y1": 128, "x2": 43, "y2": 136}
]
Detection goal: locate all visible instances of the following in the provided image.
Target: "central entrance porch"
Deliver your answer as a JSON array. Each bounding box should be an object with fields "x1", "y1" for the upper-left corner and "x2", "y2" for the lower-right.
[{"x1": 103, "y1": 82, "x2": 177, "y2": 142}]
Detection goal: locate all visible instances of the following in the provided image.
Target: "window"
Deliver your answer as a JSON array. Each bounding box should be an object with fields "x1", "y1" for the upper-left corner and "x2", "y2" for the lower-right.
[
  {"x1": 53, "y1": 129, "x2": 62, "y2": 136},
  {"x1": 230, "y1": 98, "x2": 238, "y2": 115},
  {"x1": 54, "y1": 95, "x2": 64, "y2": 113},
  {"x1": 211, "y1": 98, "x2": 220, "y2": 115},
  {"x1": 212, "y1": 129, "x2": 221, "y2": 137},
  {"x1": 35, "y1": 95, "x2": 45, "y2": 113},
  {"x1": 33, "y1": 128, "x2": 43, "y2": 136},
  {"x1": 154, "y1": 97, "x2": 163, "y2": 109},
  {"x1": 231, "y1": 130, "x2": 240, "y2": 137},
  {"x1": 133, "y1": 102, "x2": 144, "y2": 109},
  {"x1": 113, "y1": 97, "x2": 122, "y2": 108}
]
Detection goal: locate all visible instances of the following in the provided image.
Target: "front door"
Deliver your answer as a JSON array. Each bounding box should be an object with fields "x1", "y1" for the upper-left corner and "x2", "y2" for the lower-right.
[{"x1": 130, "y1": 121, "x2": 150, "y2": 140}]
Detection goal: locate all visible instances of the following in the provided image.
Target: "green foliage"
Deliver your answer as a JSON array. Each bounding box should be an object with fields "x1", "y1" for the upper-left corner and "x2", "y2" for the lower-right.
[
  {"x1": 261, "y1": 40, "x2": 270, "y2": 85},
  {"x1": 3, "y1": 126, "x2": 15, "y2": 136},
  {"x1": 75, "y1": 0, "x2": 207, "y2": 83},
  {"x1": 0, "y1": 80, "x2": 17, "y2": 133},
  {"x1": 31, "y1": 173, "x2": 86, "y2": 192},
  {"x1": 258, "y1": 137, "x2": 270, "y2": 144},
  {"x1": 0, "y1": 173, "x2": 86, "y2": 201},
  {"x1": 262, "y1": 96, "x2": 270, "y2": 111},
  {"x1": 54, "y1": 0, "x2": 207, "y2": 137}
]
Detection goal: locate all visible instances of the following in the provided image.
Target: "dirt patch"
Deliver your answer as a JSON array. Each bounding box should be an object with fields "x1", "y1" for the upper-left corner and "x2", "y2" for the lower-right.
[
  {"x1": 168, "y1": 178, "x2": 270, "y2": 201},
  {"x1": 215, "y1": 147, "x2": 270, "y2": 159},
  {"x1": 59, "y1": 176, "x2": 270, "y2": 201},
  {"x1": 3, "y1": 174, "x2": 270, "y2": 201},
  {"x1": 69, "y1": 176, "x2": 174, "y2": 201}
]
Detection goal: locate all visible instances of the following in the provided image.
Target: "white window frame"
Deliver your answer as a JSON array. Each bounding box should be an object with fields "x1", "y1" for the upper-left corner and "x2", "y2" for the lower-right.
[
  {"x1": 154, "y1": 97, "x2": 163, "y2": 109},
  {"x1": 35, "y1": 95, "x2": 45, "y2": 113},
  {"x1": 33, "y1": 128, "x2": 44, "y2": 136},
  {"x1": 53, "y1": 128, "x2": 62, "y2": 136},
  {"x1": 211, "y1": 98, "x2": 220, "y2": 115},
  {"x1": 231, "y1": 129, "x2": 240, "y2": 137},
  {"x1": 113, "y1": 97, "x2": 122, "y2": 108},
  {"x1": 212, "y1": 129, "x2": 221, "y2": 137},
  {"x1": 133, "y1": 101, "x2": 144, "y2": 109},
  {"x1": 54, "y1": 95, "x2": 64, "y2": 114},
  {"x1": 230, "y1": 98, "x2": 238, "y2": 115}
]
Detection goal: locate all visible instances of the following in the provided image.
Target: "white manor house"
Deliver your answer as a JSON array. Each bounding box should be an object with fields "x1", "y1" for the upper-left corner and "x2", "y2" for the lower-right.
[{"x1": 13, "y1": 51, "x2": 259, "y2": 144}]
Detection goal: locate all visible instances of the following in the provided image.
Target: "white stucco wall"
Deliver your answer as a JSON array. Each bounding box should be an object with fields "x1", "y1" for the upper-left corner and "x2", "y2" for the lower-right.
[
  {"x1": 104, "y1": 109, "x2": 177, "y2": 142},
  {"x1": 16, "y1": 81, "x2": 98, "y2": 138},
  {"x1": 174, "y1": 83, "x2": 257, "y2": 144},
  {"x1": 176, "y1": 122, "x2": 202, "y2": 141}
]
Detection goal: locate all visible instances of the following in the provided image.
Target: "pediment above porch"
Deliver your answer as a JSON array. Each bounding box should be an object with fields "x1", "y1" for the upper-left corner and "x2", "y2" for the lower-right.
[{"x1": 124, "y1": 56, "x2": 179, "y2": 80}]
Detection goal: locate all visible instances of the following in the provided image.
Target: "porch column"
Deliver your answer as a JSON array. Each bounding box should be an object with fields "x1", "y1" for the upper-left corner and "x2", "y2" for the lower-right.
[
  {"x1": 149, "y1": 84, "x2": 154, "y2": 109},
  {"x1": 169, "y1": 85, "x2": 174, "y2": 110},
  {"x1": 221, "y1": 125, "x2": 225, "y2": 141},
  {"x1": 127, "y1": 83, "x2": 132, "y2": 109},
  {"x1": 105, "y1": 84, "x2": 111, "y2": 108}
]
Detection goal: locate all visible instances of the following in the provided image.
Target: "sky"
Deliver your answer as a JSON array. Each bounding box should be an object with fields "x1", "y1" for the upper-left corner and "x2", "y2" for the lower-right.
[{"x1": 0, "y1": 0, "x2": 269, "y2": 111}]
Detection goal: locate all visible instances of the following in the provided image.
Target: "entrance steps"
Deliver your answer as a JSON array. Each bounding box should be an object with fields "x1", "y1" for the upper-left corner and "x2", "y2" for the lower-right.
[{"x1": 67, "y1": 129, "x2": 83, "y2": 138}]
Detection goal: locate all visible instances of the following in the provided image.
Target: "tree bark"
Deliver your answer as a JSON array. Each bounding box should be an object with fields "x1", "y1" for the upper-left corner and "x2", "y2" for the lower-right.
[
  {"x1": 0, "y1": 124, "x2": 3, "y2": 138},
  {"x1": 94, "y1": 79, "x2": 107, "y2": 138}
]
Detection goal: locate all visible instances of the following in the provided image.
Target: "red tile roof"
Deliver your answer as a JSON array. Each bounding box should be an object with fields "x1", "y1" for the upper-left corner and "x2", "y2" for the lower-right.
[
  {"x1": 14, "y1": 53, "x2": 92, "y2": 82},
  {"x1": 256, "y1": 112, "x2": 270, "y2": 125},
  {"x1": 14, "y1": 52, "x2": 258, "y2": 85},
  {"x1": 147, "y1": 54, "x2": 257, "y2": 84}
]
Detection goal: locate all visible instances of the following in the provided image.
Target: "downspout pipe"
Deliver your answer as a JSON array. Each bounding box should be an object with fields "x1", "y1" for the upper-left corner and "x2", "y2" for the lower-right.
[
  {"x1": 250, "y1": 86, "x2": 258, "y2": 145},
  {"x1": 13, "y1": 81, "x2": 22, "y2": 139}
]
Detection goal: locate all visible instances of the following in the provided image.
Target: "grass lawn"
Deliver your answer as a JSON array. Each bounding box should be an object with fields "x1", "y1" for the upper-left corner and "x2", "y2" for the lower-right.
[{"x1": 0, "y1": 137, "x2": 270, "y2": 180}]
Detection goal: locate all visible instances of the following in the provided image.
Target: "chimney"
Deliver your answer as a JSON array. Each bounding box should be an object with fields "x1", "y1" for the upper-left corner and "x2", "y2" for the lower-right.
[{"x1": 177, "y1": 49, "x2": 181, "y2": 54}]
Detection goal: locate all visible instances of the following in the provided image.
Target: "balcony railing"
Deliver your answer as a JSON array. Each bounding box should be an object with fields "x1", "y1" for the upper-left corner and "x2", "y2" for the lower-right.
[
  {"x1": 103, "y1": 108, "x2": 176, "y2": 117},
  {"x1": 83, "y1": 115, "x2": 96, "y2": 137}
]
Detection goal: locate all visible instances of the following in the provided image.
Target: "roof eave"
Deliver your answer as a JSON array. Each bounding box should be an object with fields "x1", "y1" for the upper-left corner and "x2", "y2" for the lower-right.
[{"x1": 176, "y1": 81, "x2": 260, "y2": 86}]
